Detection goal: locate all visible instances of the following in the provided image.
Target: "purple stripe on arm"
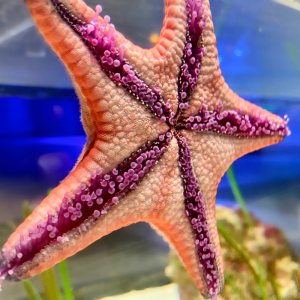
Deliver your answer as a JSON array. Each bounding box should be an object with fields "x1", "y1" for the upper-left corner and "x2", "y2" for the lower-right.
[
  {"x1": 177, "y1": 101, "x2": 290, "y2": 137},
  {"x1": 178, "y1": 0, "x2": 207, "y2": 110},
  {"x1": 175, "y1": 131, "x2": 219, "y2": 299},
  {"x1": 0, "y1": 130, "x2": 173, "y2": 281},
  {"x1": 51, "y1": 0, "x2": 175, "y2": 124}
]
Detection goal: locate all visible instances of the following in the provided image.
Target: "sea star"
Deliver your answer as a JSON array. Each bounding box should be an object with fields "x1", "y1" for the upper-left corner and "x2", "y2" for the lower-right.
[{"x1": 0, "y1": 0, "x2": 289, "y2": 299}]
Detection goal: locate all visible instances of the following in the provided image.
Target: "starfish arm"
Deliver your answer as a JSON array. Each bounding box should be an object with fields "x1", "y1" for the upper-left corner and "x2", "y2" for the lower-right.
[
  {"x1": 1, "y1": 132, "x2": 173, "y2": 280},
  {"x1": 181, "y1": 0, "x2": 288, "y2": 135},
  {"x1": 180, "y1": 128, "x2": 287, "y2": 295},
  {"x1": 25, "y1": 0, "x2": 174, "y2": 132}
]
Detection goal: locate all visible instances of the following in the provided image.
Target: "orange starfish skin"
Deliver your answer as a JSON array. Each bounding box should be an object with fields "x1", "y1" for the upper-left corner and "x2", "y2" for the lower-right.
[{"x1": 0, "y1": 0, "x2": 289, "y2": 299}]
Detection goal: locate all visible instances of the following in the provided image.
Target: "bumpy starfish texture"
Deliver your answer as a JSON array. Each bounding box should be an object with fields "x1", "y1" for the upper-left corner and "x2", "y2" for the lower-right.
[{"x1": 0, "y1": 0, "x2": 289, "y2": 299}]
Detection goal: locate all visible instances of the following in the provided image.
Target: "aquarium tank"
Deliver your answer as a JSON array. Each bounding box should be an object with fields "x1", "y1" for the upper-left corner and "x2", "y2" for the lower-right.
[{"x1": 0, "y1": 0, "x2": 299, "y2": 299}]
